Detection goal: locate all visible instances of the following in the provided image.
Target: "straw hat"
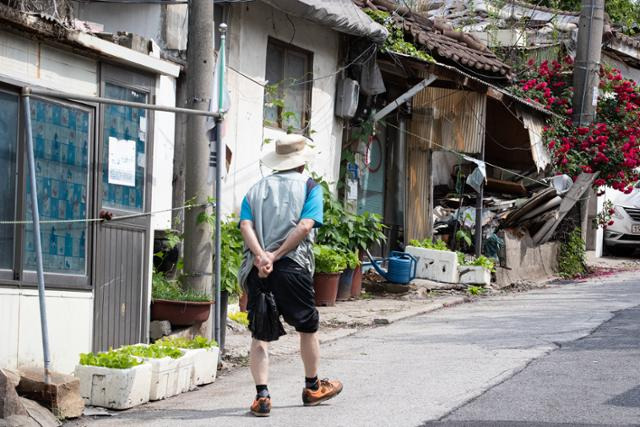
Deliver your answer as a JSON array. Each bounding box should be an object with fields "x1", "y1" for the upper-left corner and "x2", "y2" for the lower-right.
[{"x1": 261, "y1": 134, "x2": 314, "y2": 171}]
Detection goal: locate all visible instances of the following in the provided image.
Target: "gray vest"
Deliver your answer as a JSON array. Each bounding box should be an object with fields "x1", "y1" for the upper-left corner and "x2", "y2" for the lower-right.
[{"x1": 238, "y1": 171, "x2": 316, "y2": 289}]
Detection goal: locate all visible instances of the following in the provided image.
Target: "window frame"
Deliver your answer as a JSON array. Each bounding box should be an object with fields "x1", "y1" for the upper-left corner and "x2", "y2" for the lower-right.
[
  {"x1": 263, "y1": 37, "x2": 314, "y2": 133},
  {"x1": 0, "y1": 79, "x2": 96, "y2": 291}
]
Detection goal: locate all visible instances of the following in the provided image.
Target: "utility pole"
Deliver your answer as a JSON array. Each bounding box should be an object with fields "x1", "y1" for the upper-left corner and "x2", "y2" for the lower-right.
[
  {"x1": 572, "y1": 0, "x2": 604, "y2": 248},
  {"x1": 183, "y1": 0, "x2": 215, "y2": 337},
  {"x1": 572, "y1": 0, "x2": 605, "y2": 126}
]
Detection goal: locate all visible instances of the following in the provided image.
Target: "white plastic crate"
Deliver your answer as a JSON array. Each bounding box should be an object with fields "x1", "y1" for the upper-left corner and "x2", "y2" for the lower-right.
[
  {"x1": 404, "y1": 246, "x2": 459, "y2": 283},
  {"x1": 459, "y1": 265, "x2": 491, "y2": 285},
  {"x1": 182, "y1": 347, "x2": 220, "y2": 387},
  {"x1": 74, "y1": 363, "x2": 152, "y2": 410}
]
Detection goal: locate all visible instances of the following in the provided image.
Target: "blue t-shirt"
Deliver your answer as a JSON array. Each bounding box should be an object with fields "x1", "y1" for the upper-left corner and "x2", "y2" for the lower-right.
[{"x1": 240, "y1": 182, "x2": 323, "y2": 228}]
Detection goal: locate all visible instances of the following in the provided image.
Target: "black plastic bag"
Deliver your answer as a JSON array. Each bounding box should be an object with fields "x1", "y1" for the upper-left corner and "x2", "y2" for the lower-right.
[{"x1": 248, "y1": 284, "x2": 286, "y2": 342}]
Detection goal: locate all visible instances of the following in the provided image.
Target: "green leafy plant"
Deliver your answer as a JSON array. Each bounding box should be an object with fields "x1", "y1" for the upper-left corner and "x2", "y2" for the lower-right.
[
  {"x1": 364, "y1": 9, "x2": 435, "y2": 62},
  {"x1": 79, "y1": 350, "x2": 141, "y2": 369},
  {"x1": 228, "y1": 311, "x2": 249, "y2": 327},
  {"x1": 157, "y1": 336, "x2": 218, "y2": 349},
  {"x1": 196, "y1": 211, "x2": 244, "y2": 296},
  {"x1": 455, "y1": 229, "x2": 473, "y2": 248},
  {"x1": 343, "y1": 250, "x2": 360, "y2": 270},
  {"x1": 312, "y1": 172, "x2": 387, "y2": 255},
  {"x1": 558, "y1": 228, "x2": 587, "y2": 278},
  {"x1": 408, "y1": 238, "x2": 449, "y2": 251},
  {"x1": 467, "y1": 255, "x2": 496, "y2": 272},
  {"x1": 467, "y1": 285, "x2": 486, "y2": 296},
  {"x1": 313, "y1": 245, "x2": 347, "y2": 274},
  {"x1": 152, "y1": 270, "x2": 212, "y2": 302},
  {"x1": 120, "y1": 343, "x2": 183, "y2": 359}
]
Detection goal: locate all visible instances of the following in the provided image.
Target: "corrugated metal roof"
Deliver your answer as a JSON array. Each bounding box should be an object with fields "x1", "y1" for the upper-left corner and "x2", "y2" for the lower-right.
[{"x1": 518, "y1": 108, "x2": 551, "y2": 172}]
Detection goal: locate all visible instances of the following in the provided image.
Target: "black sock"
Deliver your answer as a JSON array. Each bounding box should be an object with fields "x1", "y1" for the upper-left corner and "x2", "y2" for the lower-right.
[
  {"x1": 256, "y1": 384, "x2": 269, "y2": 398},
  {"x1": 305, "y1": 376, "x2": 319, "y2": 390}
]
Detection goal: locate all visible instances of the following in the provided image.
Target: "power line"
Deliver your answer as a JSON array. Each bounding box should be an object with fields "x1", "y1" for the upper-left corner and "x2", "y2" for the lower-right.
[{"x1": 0, "y1": 202, "x2": 213, "y2": 226}]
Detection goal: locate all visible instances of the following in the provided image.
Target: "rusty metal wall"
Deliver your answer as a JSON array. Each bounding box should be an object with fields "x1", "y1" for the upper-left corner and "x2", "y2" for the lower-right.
[
  {"x1": 412, "y1": 87, "x2": 486, "y2": 154},
  {"x1": 406, "y1": 86, "x2": 486, "y2": 241}
]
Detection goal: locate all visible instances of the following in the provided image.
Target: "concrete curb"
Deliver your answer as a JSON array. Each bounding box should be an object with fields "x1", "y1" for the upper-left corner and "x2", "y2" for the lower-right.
[{"x1": 314, "y1": 295, "x2": 470, "y2": 348}]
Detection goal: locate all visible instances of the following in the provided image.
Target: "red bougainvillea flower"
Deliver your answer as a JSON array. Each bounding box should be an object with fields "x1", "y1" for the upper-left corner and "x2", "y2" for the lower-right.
[{"x1": 511, "y1": 59, "x2": 640, "y2": 196}]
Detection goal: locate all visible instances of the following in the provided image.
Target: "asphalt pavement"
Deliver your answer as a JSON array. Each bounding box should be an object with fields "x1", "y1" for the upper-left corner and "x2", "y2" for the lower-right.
[{"x1": 68, "y1": 271, "x2": 640, "y2": 427}]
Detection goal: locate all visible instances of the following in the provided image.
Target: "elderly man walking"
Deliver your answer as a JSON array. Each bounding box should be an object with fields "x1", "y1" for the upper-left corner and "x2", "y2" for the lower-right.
[{"x1": 238, "y1": 134, "x2": 343, "y2": 417}]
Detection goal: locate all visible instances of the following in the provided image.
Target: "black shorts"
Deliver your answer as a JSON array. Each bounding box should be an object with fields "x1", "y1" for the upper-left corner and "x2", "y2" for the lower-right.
[{"x1": 246, "y1": 258, "x2": 319, "y2": 335}]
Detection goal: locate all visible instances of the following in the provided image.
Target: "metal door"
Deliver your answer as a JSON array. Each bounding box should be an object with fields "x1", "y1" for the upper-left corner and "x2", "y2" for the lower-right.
[{"x1": 93, "y1": 65, "x2": 154, "y2": 351}]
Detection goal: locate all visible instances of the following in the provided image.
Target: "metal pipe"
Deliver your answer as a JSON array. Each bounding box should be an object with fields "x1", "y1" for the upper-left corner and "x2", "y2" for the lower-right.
[
  {"x1": 25, "y1": 87, "x2": 221, "y2": 118},
  {"x1": 214, "y1": 23, "x2": 227, "y2": 348},
  {"x1": 22, "y1": 92, "x2": 51, "y2": 384}
]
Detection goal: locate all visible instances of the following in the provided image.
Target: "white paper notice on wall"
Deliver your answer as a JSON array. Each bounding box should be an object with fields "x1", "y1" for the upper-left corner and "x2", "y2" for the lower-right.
[
  {"x1": 108, "y1": 136, "x2": 136, "y2": 187},
  {"x1": 347, "y1": 178, "x2": 358, "y2": 201}
]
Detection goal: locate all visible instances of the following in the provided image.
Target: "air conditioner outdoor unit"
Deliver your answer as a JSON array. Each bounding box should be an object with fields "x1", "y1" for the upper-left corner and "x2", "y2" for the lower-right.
[{"x1": 335, "y1": 78, "x2": 359, "y2": 119}]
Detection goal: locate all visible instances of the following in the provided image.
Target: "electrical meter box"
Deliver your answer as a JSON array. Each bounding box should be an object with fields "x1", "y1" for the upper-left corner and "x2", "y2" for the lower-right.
[{"x1": 335, "y1": 78, "x2": 359, "y2": 119}]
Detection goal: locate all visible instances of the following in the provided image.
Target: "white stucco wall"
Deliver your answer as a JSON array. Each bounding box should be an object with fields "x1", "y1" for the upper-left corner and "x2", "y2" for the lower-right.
[
  {"x1": 222, "y1": 1, "x2": 344, "y2": 215},
  {"x1": 151, "y1": 75, "x2": 177, "y2": 230},
  {"x1": 0, "y1": 30, "x2": 98, "y2": 96},
  {"x1": 0, "y1": 288, "x2": 93, "y2": 374}
]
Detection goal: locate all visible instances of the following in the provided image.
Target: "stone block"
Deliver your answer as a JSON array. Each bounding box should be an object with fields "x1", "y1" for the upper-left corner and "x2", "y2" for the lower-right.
[
  {"x1": 16, "y1": 369, "x2": 84, "y2": 419},
  {"x1": 150, "y1": 320, "x2": 172, "y2": 341},
  {"x1": 74, "y1": 363, "x2": 152, "y2": 410},
  {"x1": 1, "y1": 369, "x2": 28, "y2": 420}
]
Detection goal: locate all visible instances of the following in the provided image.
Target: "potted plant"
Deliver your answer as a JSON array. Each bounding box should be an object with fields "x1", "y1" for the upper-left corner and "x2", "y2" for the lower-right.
[
  {"x1": 312, "y1": 173, "x2": 386, "y2": 300},
  {"x1": 336, "y1": 250, "x2": 359, "y2": 301},
  {"x1": 459, "y1": 255, "x2": 495, "y2": 286},
  {"x1": 151, "y1": 271, "x2": 213, "y2": 326},
  {"x1": 157, "y1": 336, "x2": 219, "y2": 387},
  {"x1": 347, "y1": 212, "x2": 387, "y2": 298},
  {"x1": 119, "y1": 343, "x2": 190, "y2": 401},
  {"x1": 75, "y1": 349, "x2": 152, "y2": 410},
  {"x1": 313, "y1": 245, "x2": 346, "y2": 306}
]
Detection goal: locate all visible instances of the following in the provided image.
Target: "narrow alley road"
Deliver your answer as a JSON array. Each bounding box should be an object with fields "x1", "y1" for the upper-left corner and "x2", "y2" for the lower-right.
[{"x1": 70, "y1": 271, "x2": 640, "y2": 427}]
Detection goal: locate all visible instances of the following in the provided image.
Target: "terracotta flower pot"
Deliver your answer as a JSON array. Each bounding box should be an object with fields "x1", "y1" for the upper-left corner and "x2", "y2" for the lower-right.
[
  {"x1": 150, "y1": 299, "x2": 212, "y2": 326},
  {"x1": 313, "y1": 272, "x2": 341, "y2": 306},
  {"x1": 351, "y1": 265, "x2": 363, "y2": 298},
  {"x1": 336, "y1": 268, "x2": 355, "y2": 301}
]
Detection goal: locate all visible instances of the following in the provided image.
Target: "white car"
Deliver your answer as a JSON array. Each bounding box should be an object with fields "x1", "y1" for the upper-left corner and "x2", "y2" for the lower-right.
[{"x1": 604, "y1": 181, "x2": 640, "y2": 255}]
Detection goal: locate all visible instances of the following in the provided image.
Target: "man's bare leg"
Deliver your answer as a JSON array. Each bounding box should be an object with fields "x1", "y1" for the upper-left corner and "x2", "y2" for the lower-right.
[
  {"x1": 250, "y1": 339, "x2": 269, "y2": 385},
  {"x1": 300, "y1": 332, "x2": 320, "y2": 377}
]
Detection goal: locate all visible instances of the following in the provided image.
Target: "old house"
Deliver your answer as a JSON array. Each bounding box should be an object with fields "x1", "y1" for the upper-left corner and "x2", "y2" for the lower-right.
[
  {"x1": 0, "y1": 3, "x2": 180, "y2": 373},
  {"x1": 0, "y1": 0, "x2": 387, "y2": 374}
]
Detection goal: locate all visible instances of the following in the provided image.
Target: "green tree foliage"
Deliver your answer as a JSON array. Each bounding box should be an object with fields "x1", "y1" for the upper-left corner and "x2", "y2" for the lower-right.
[{"x1": 526, "y1": 0, "x2": 640, "y2": 35}]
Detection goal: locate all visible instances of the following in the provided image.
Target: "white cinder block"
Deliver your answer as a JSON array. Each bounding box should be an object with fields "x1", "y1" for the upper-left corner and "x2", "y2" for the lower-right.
[
  {"x1": 182, "y1": 347, "x2": 219, "y2": 387},
  {"x1": 74, "y1": 363, "x2": 152, "y2": 410},
  {"x1": 405, "y1": 246, "x2": 460, "y2": 283},
  {"x1": 459, "y1": 266, "x2": 491, "y2": 285}
]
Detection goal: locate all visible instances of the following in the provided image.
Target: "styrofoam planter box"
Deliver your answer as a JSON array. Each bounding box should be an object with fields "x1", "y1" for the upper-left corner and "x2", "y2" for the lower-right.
[
  {"x1": 405, "y1": 246, "x2": 459, "y2": 283},
  {"x1": 459, "y1": 265, "x2": 491, "y2": 285},
  {"x1": 74, "y1": 363, "x2": 152, "y2": 410},
  {"x1": 146, "y1": 354, "x2": 191, "y2": 400},
  {"x1": 182, "y1": 346, "x2": 220, "y2": 387}
]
